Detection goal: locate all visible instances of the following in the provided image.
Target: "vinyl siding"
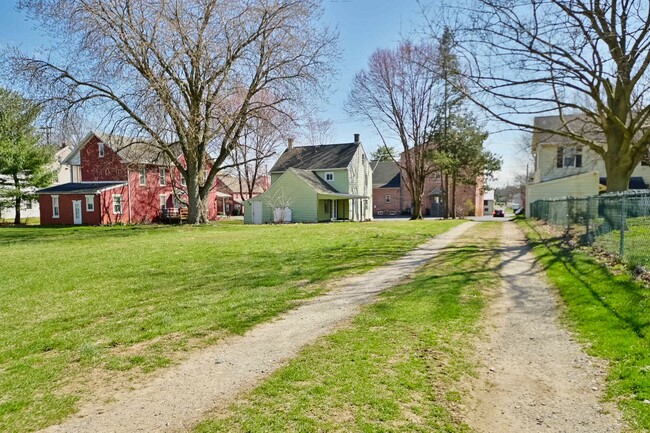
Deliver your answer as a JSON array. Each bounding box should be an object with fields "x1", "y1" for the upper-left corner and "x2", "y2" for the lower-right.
[
  {"x1": 346, "y1": 146, "x2": 373, "y2": 220},
  {"x1": 245, "y1": 170, "x2": 318, "y2": 223},
  {"x1": 526, "y1": 171, "x2": 600, "y2": 215},
  {"x1": 535, "y1": 143, "x2": 650, "y2": 184},
  {"x1": 313, "y1": 169, "x2": 348, "y2": 194}
]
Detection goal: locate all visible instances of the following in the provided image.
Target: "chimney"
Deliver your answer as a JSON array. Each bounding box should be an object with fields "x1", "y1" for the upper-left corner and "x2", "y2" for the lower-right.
[
  {"x1": 287, "y1": 137, "x2": 294, "y2": 150},
  {"x1": 354, "y1": 133, "x2": 360, "y2": 143}
]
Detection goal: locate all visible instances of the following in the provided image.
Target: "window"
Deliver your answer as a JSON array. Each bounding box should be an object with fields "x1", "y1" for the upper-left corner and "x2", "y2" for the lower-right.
[
  {"x1": 643, "y1": 151, "x2": 650, "y2": 166},
  {"x1": 159, "y1": 167, "x2": 166, "y2": 186},
  {"x1": 98, "y1": 142, "x2": 105, "y2": 158},
  {"x1": 25, "y1": 199, "x2": 32, "y2": 210},
  {"x1": 113, "y1": 194, "x2": 123, "y2": 214},
  {"x1": 52, "y1": 195, "x2": 59, "y2": 218},
  {"x1": 139, "y1": 167, "x2": 147, "y2": 186},
  {"x1": 556, "y1": 146, "x2": 582, "y2": 168},
  {"x1": 204, "y1": 169, "x2": 209, "y2": 181},
  {"x1": 325, "y1": 172, "x2": 334, "y2": 181},
  {"x1": 85, "y1": 195, "x2": 95, "y2": 212},
  {"x1": 385, "y1": 194, "x2": 391, "y2": 203},
  {"x1": 159, "y1": 194, "x2": 167, "y2": 210},
  {"x1": 181, "y1": 176, "x2": 187, "y2": 186}
]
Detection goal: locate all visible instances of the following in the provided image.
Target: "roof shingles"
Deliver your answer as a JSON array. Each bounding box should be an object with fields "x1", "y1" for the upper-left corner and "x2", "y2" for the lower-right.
[{"x1": 271, "y1": 143, "x2": 359, "y2": 172}]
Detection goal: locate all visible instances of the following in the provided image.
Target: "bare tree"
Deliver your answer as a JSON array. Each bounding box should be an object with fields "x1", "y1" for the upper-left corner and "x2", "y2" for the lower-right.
[
  {"x1": 300, "y1": 116, "x2": 334, "y2": 146},
  {"x1": 10, "y1": 0, "x2": 338, "y2": 223},
  {"x1": 230, "y1": 109, "x2": 287, "y2": 200},
  {"x1": 457, "y1": 0, "x2": 650, "y2": 192},
  {"x1": 347, "y1": 40, "x2": 443, "y2": 220}
]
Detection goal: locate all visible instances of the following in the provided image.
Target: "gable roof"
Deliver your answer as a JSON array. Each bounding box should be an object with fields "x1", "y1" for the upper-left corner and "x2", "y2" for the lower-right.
[
  {"x1": 36, "y1": 181, "x2": 127, "y2": 195},
  {"x1": 64, "y1": 131, "x2": 180, "y2": 166},
  {"x1": 289, "y1": 168, "x2": 341, "y2": 195},
  {"x1": 372, "y1": 161, "x2": 401, "y2": 188},
  {"x1": 271, "y1": 142, "x2": 360, "y2": 173},
  {"x1": 533, "y1": 115, "x2": 604, "y2": 148}
]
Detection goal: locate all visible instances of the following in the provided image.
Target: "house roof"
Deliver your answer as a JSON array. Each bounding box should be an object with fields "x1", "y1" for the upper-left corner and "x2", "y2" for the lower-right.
[
  {"x1": 533, "y1": 115, "x2": 604, "y2": 148},
  {"x1": 371, "y1": 161, "x2": 401, "y2": 188},
  {"x1": 270, "y1": 142, "x2": 360, "y2": 172},
  {"x1": 64, "y1": 131, "x2": 180, "y2": 166},
  {"x1": 218, "y1": 174, "x2": 266, "y2": 195},
  {"x1": 36, "y1": 181, "x2": 127, "y2": 195},
  {"x1": 289, "y1": 168, "x2": 341, "y2": 195}
]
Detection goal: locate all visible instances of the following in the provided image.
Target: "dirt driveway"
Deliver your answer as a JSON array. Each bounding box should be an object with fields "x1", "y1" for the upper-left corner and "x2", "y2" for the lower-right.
[
  {"x1": 40, "y1": 223, "x2": 475, "y2": 433},
  {"x1": 464, "y1": 222, "x2": 622, "y2": 432}
]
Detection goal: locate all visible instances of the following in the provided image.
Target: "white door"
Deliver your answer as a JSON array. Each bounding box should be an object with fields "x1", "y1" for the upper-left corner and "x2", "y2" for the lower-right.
[
  {"x1": 72, "y1": 200, "x2": 82, "y2": 225},
  {"x1": 252, "y1": 201, "x2": 263, "y2": 225}
]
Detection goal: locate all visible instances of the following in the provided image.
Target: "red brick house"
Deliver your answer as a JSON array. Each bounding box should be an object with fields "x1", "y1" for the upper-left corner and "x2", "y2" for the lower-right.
[
  {"x1": 371, "y1": 161, "x2": 402, "y2": 216},
  {"x1": 37, "y1": 132, "x2": 225, "y2": 225},
  {"x1": 371, "y1": 155, "x2": 485, "y2": 218}
]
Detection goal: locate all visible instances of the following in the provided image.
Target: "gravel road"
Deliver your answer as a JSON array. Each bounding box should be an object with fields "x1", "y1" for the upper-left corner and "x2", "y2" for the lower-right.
[
  {"x1": 465, "y1": 222, "x2": 622, "y2": 433},
  {"x1": 39, "y1": 222, "x2": 475, "y2": 433}
]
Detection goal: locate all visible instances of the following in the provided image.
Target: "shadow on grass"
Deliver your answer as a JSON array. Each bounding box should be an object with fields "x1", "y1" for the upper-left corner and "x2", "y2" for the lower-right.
[{"x1": 526, "y1": 221, "x2": 649, "y2": 341}]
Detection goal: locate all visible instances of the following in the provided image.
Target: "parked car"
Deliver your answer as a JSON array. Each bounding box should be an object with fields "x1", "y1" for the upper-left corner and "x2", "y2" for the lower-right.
[{"x1": 493, "y1": 209, "x2": 505, "y2": 218}]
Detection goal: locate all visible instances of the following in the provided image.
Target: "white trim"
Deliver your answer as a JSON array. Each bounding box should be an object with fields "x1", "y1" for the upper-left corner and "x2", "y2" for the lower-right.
[
  {"x1": 139, "y1": 167, "x2": 147, "y2": 186},
  {"x1": 113, "y1": 194, "x2": 123, "y2": 214},
  {"x1": 52, "y1": 195, "x2": 59, "y2": 218},
  {"x1": 159, "y1": 167, "x2": 167, "y2": 186},
  {"x1": 325, "y1": 172, "x2": 334, "y2": 182},
  {"x1": 85, "y1": 195, "x2": 95, "y2": 212}
]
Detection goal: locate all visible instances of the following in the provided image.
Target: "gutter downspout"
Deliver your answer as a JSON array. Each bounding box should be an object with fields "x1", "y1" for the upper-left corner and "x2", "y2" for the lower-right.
[{"x1": 127, "y1": 166, "x2": 132, "y2": 224}]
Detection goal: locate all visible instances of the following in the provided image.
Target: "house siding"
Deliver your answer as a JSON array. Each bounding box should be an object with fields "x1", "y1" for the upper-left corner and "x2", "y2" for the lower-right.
[
  {"x1": 39, "y1": 192, "x2": 104, "y2": 225},
  {"x1": 346, "y1": 146, "x2": 373, "y2": 220},
  {"x1": 245, "y1": 170, "x2": 319, "y2": 223},
  {"x1": 526, "y1": 171, "x2": 600, "y2": 215}
]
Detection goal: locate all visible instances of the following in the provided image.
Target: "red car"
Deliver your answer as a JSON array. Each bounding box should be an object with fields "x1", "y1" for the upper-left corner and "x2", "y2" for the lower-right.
[{"x1": 493, "y1": 209, "x2": 505, "y2": 217}]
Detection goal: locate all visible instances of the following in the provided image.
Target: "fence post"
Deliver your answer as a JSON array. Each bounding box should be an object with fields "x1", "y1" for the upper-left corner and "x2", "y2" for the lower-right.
[
  {"x1": 620, "y1": 195, "x2": 626, "y2": 257},
  {"x1": 585, "y1": 197, "x2": 590, "y2": 245}
]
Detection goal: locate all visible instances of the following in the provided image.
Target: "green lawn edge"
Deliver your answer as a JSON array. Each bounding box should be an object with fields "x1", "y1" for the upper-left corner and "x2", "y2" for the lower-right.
[
  {"x1": 517, "y1": 218, "x2": 650, "y2": 432},
  {"x1": 195, "y1": 223, "x2": 503, "y2": 433}
]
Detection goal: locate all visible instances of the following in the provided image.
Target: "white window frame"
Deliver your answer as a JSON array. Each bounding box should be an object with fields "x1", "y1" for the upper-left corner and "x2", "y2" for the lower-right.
[
  {"x1": 557, "y1": 146, "x2": 583, "y2": 168},
  {"x1": 159, "y1": 167, "x2": 166, "y2": 186},
  {"x1": 85, "y1": 195, "x2": 95, "y2": 212},
  {"x1": 325, "y1": 172, "x2": 334, "y2": 182},
  {"x1": 98, "y1": 142, "x2": 105, "y2": 158},
  {"x1": 52, "y1": 195, "x2": 59, "y2": 218},
  {"x1": 385, "y1": 194, "x2": 391, "y2": 203},
  {"x1": 139, "y1": 167, "x2": 147, "y2": 186},
  {"x1": 160, "y1": 194, "x2": 167, "y2": 210},
  {"x1": 113, "y1": 194, "x2": 123, "y2": 215}
]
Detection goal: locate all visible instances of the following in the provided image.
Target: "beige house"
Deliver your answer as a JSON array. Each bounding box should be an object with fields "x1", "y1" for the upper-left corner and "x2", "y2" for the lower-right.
[{"x1": 526, "y1": 115, "x2": 650, "y2": 214}]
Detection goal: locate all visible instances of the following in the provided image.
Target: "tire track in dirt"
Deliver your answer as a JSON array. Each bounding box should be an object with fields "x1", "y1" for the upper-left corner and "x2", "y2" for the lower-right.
[
  {"x1": 39, "y1": 222, "x2": 475, "y2": 433},
  {"x1": 465, "y1": 222, "x2": 622, "y2": 433}
]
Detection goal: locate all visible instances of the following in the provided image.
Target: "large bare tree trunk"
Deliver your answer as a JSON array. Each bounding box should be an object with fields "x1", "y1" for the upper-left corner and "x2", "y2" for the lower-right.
[{"x1": 603, "y1": 157, "x2": 635, "y2": 193}]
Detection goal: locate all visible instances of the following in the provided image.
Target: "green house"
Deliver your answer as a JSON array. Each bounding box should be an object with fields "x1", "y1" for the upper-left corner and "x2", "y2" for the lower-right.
[{"x1": 244, "y1": 135, "x2": 373, "y2": 224}]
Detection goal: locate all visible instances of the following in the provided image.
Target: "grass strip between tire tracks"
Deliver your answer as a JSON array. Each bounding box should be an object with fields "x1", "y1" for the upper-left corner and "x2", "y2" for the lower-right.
[
  {"x1": 518, "y1": 218, "x2": 650, "y2": 432},
  {"x1": 195, "y1": 223, "x2": 502, "y2": 433}
]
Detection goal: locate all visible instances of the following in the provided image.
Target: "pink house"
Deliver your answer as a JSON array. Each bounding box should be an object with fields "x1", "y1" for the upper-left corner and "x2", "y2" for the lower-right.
[{"x1": 37, "y1": 132, "x2": 224, "y2": 225}]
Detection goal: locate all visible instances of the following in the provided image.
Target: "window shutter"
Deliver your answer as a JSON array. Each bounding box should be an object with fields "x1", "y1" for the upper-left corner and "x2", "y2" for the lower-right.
[{"x1": 556, "y1": 146, "x2": 564, "y2": 168}]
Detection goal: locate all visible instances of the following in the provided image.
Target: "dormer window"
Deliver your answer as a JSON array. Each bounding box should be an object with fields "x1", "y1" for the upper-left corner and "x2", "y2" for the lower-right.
[
  {"x1": 325, "y1": 172, "x2": 334, "y2": 182},
  {"x1": 98, "y1": 142, "x2": 105, "y2": 158}
]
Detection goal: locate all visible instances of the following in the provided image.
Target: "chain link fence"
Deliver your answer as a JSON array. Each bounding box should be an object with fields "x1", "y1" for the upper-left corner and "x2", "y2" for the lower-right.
[{"x1": 530, "y1": 190, "x2": 650, "y2": 271}]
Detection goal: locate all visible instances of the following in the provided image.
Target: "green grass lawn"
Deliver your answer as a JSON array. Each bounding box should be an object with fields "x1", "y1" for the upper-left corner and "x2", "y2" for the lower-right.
[
  {"x1": 592, "y1": 216, "x2": 650, "y2": 269},
  {"x1": 195, "y1": 223, "x2": 502, "y2": 433},
  {"x1": 519, "y1": 219, "x2": 650, "y2": 432},
  {"x1": 0, "y1": 220, "x2": 463, "y2": 432}
]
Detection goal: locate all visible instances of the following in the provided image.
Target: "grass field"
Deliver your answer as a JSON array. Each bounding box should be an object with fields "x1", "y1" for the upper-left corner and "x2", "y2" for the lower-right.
[
  {"x1": 519, "y1": 219, "x2": 650, "y2": 432},
  {"x1": 195, "y1": 223, "x2": 502, "y2": 433},
  {"x1": 0, "y1": 220, "x2": 463, "y2": 432}
]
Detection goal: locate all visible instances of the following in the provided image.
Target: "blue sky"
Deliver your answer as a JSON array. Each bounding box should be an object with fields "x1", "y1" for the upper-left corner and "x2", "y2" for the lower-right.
[{"x1": 0, "y1": 0, "x2": 522, "y2": 186}]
